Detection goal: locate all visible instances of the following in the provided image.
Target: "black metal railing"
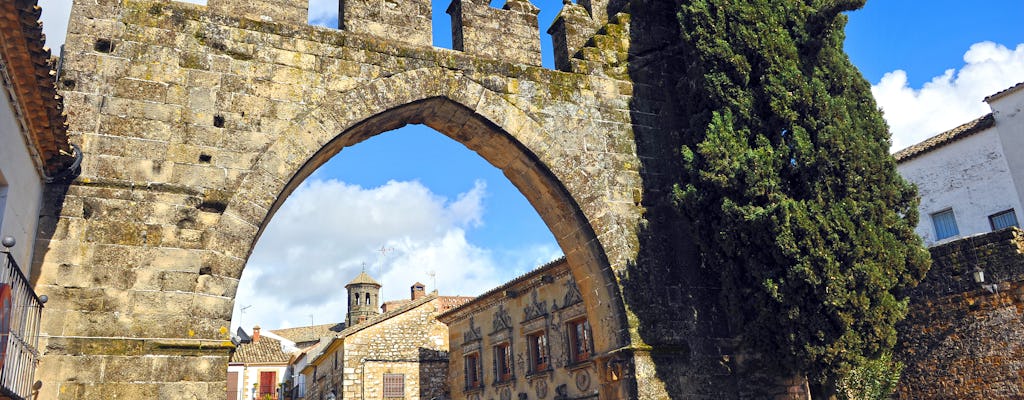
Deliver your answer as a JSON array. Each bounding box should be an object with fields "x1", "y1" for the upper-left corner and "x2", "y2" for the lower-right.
[{"x1": 0, "y1": 251, "x2": 44, "y2": 400}]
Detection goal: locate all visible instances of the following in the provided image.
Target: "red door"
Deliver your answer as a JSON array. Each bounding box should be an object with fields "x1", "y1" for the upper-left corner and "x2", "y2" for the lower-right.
[{"x1": 259, "y1": 371, "x2": 277, "y2": 399}]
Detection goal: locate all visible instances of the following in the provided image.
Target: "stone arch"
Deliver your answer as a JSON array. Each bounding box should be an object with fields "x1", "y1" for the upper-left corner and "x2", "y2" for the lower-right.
[{"x1": 211, "y1": 67, "x2": 630, "y2": 353}]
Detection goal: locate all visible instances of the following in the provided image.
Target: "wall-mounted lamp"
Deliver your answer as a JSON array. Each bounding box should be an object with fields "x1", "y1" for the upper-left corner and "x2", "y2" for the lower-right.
[
  {"x1": 971, "y1": 267, "x2": 985, "y2": 284},
  {"x1": 972, "y1": 267, "x2": 998, "y2": 294}
]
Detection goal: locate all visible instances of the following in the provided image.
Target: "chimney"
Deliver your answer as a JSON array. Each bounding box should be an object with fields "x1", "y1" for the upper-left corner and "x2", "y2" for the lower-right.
[
  {"x1": 411, "y1": 282, "x2": 426, "y2": 300},
  {"x1": 252, "y1": 325, "x2": 261, "y2": 342}
]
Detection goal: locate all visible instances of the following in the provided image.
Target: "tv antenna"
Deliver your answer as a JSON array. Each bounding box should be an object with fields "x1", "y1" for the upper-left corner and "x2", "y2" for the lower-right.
[{"x1": 427, "y1": 270, "x2": 437, "y2": 291}]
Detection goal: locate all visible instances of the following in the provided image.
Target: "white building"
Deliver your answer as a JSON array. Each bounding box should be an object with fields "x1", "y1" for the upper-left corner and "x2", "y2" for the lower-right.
[
  {"x1": 895, "y1": 82, "x2": 1024, "y2": 246},
  {"x1": 228, "y1": 326, "x2": 299, "y2": 400}
]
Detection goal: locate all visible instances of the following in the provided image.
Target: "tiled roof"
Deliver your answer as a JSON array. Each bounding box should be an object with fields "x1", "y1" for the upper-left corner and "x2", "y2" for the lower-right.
[
  {"x1": 438, "y1": 296, "x2": 474, "y2": 312},
  {"x1": 893, "y1": 114, "x2": 995, "y2": 163},
  {"x1": 984, "y1": 81, "x2": 1024, "y2": 103},
  {"x1": 230, "y1": 336, "x2": 291, "y2": 364},
  {"x1": 0, "y1": 0, "x2": 72, "y2": 175},
  {"x1": 270, "y1": 322, "x2": 344, "y2": 345},
  {"x1": 346, "y1": 271, "x2": 381, "y2": 287}
]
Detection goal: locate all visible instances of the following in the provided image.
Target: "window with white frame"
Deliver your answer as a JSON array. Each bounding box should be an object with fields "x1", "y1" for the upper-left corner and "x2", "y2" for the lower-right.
[
  {"x1": 931, "y1": 209, "x2": 959, "y2": 240},
  {"x1": 989, "y1": 209, "x2": 1019, "y2": 230}
]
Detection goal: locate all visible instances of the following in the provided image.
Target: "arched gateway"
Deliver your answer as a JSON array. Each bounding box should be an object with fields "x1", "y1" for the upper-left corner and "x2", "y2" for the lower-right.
[{"x1": 30, "y1": 0, "x2": 748, "y2": 398}]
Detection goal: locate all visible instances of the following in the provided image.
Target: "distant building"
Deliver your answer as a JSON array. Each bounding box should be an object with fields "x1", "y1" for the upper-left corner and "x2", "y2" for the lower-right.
[
  {"x1": 896, "y1": 82, "x2": 1024, "y2": 246},
  {"x1": 228, "y1": 326, "x2": 297, "y2": 400},
  {"x1": 271, "y1": 323, "x2": 344, "y2": 400},
  {"x1": 0, "y1": 1, "x2": 78, "y2": 399},
  {"x1": 300, "y1": 276, "x2": 472, "y2": 400},
  {"x1": 345, "y1": 271, "x2": 382, "y2": 326},
  {"x1": 438, "y1": 258, "x2": 600, "y2": 400}
]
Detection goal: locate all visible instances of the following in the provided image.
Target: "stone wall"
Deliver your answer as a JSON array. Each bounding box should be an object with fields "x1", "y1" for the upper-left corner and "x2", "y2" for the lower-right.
[
  {"x1": 897, "y1": 227, "x2": 1024, "y2": 399},
  {"x1": 340, "y1": 0, "x2": 432, "y2": 47},
  {"x1": 340, "y1": 297, "x2": 450, "y2": 399},
  {"x1": 448, "y1": 0, "x2": 542, "y2": 66},
  {"x1": 33, "y1": 0, "x2": 827, "y2": 397}
]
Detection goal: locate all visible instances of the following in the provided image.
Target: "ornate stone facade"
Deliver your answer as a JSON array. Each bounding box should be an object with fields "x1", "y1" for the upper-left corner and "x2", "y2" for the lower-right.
[{"x1": 440, "y1": 258, "x2": 620, "y2": 400}]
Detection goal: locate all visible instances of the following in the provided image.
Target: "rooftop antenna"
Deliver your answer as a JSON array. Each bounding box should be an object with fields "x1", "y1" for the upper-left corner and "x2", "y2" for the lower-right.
[
  {"x1": 240, "y1": 305, "x2": 252, "y2": 314},
  {"x1": 309, "y1": 314, "x2": 314, "y2": 326},
  {"x1": 427, "y1": 270, "x2": 437, "y2": 292},
  {"x1": 375, "y1": 245, "x2": 395, "y2": 275}
]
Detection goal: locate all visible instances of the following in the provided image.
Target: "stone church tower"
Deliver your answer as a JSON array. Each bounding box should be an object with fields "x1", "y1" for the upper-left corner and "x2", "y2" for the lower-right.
[{"x1": 346, "y1": 271, "x2": 381, "y2": 326}]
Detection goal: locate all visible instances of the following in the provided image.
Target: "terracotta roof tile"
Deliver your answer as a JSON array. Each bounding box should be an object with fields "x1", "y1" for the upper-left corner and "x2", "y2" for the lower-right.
[
  {"x1": 346, "y1": 271, "x2": 380, "y2": 287},
  {"x1": 230, "y1": 336, "x2": 291, "y2": 364},
  {"x1": 0, "y1": 0, "x2": 72, "y2": 175},
  {"x1": 270, "y1": 322, "x2": 345, "y2": 345},
  {"x1": 893, "y1": 114, "x2": 995, "y2": 163},
  {"x1": 984, "y1": 81, "x2": 1024, "y2": 103}
]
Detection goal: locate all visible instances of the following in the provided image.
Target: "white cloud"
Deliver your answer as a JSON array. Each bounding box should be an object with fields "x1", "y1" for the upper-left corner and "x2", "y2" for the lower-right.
[
  {"x1": 232, "y1": 179, "x2": 558, "y2": 331},
  {"x1": 873, "y1": 42, "x2": 1024, "y2": 152}
]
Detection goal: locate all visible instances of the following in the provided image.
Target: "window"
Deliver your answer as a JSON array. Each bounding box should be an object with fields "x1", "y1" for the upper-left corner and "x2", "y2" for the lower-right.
[
  {"x1": 296, "y1": 374, "x2": 306, "y2": 398},
  {"x1": 365, "y1": 293, "x2": 371, "y2": 305},
  {"x1": 931, "y1": 209, "x2": 959, "y2": 240},
  {"x1": 493, "y1": 342, "x2": 513, "y2": 382},
  {"x1": 567, "y1": 319, "x2": 591, "y2": 363},
  {"x1": 259, "y1": 371, "x2": 277, "y2": 397},
  {"x1": 382, "y1": 373, "x2": 404, "y2": 397},
  {"x1": 465, "y1": 352, "x2": 482, "y2": 389},
  {"x1": 527, "y1": 331, "x2": 549, "y2": 372},
  {"x1": 990, "y1": 209, "x2": 1019, "y2": 230}
]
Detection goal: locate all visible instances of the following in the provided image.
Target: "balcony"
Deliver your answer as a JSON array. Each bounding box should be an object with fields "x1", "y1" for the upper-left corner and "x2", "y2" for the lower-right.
[{"x1": 0, "y1": 249, "x2": 44, "y2": 400}]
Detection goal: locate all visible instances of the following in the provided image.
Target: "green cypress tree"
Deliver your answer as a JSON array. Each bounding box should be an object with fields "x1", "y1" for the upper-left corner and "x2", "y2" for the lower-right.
[{"x1": 670, "y1": 0, "x2": 931, "y2": 393}]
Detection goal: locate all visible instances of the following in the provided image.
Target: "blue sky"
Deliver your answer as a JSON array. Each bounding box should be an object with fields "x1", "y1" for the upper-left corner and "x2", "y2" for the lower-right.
[{"x1": 39, "y1": 0, "x2": 1024, "y2": 330}]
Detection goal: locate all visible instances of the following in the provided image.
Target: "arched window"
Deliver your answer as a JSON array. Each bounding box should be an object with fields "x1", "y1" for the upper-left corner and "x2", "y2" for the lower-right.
[{"x1": 365, "y1": 293, "x2": 371, "y2": 305}]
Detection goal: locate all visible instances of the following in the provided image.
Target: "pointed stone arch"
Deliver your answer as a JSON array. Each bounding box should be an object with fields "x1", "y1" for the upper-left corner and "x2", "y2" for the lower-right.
[{"x1": 207, "y1": 67, "x2": 629, "y2": 354}]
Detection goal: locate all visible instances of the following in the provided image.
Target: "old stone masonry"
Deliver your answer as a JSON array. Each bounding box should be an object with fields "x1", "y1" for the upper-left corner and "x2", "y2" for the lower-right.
[{"x1": 35, "y1": 0, "x2": 768, "y2": 398}]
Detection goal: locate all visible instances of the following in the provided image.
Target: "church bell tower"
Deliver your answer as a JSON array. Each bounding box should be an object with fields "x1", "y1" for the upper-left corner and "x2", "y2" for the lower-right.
[{"x1": 345, "y1": 271, "x2": 381, "y2": 326}]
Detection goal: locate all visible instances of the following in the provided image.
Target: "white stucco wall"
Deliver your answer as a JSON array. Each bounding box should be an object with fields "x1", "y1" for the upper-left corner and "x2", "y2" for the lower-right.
[
  {"x1": 989, "y1": 85, "x2": 1024, "y2": 209},
  {"x1": 898, "y1": 126, "x2": 1023, "y2": 246},
  {"x1": 0, "y1": 82, "x2": 45, "y2": 271}
]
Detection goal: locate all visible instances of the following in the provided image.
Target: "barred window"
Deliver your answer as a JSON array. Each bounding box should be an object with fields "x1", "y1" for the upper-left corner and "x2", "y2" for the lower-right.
[{"x1": 383, "y1": 373, "x2": 404, "y2": 397}]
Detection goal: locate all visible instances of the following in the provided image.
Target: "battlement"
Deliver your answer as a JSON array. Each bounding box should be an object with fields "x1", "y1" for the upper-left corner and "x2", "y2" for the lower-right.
[
  {"x1": 340, "y1": 0, "x2": 432, "y2": 47},
  {"x1": 183, "y1": 0, "x2": 627, "y2": 70},
  {"x1": 447, "y1": 0, "x2": 542, "y2": 66},
  {"x1": 208, "y1": 0, "x2": 307, "y2": 25}
]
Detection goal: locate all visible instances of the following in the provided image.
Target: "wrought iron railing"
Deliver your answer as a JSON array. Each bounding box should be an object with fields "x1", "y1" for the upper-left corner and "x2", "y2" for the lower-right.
[{"x1": 0, "y1": 250, "x2": 44, "y2": 400}]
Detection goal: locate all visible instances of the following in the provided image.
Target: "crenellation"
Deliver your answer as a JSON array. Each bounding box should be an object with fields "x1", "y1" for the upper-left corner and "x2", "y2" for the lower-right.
[
  {"x1": 339, "y1": 0, "x2": 432, "y2": 47},
  {"x1": 448, "y1": 0, "x2": 542, "y2": 66},
  {"x1": 208, "y1": 0, "x2": 308, "y2": 25},
  {"x1": 549, "y1": 1, "x2": 597, "y2": 72}
]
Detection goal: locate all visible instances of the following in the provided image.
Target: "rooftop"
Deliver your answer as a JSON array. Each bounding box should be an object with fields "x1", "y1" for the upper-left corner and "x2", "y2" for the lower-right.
[
  {"x1": 0, "y1": 0, "x2": 72, "y2": 176},
  {"x1": 346, "y1": 271, "x2": 381, "y2": 287},
  {"x1": 230, "y1": 335, "x2": 291, "y2": 364},
  {"x1": 893, "y1": 113, "x2": 995, "y2": 163}
]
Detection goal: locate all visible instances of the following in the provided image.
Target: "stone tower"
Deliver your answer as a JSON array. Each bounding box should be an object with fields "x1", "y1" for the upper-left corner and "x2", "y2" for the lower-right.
[{"x1": 346, "y1": 271, "x2": 381, "y2": 326}]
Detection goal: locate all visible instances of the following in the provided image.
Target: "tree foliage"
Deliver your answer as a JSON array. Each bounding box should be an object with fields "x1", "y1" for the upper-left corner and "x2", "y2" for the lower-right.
[{"x1": 670, "y1": 0, "x2": 931, "y2": 389}]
